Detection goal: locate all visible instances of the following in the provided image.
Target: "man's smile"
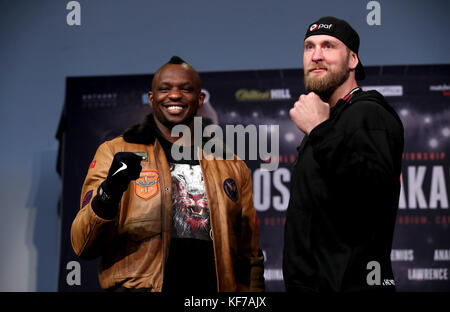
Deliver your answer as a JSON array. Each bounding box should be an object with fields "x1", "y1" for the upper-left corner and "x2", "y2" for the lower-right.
[{"x1": 162, "y1": 103, "x2": 188, "y2": 114}]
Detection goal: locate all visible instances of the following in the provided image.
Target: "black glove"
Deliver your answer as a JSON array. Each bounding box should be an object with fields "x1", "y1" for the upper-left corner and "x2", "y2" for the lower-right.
[
  {"x1": 102, "y1": 152, "x2": 142, "y2": 197},
  {"x1": 93, "y1": 152, "x2": 143, "y2": 219}
]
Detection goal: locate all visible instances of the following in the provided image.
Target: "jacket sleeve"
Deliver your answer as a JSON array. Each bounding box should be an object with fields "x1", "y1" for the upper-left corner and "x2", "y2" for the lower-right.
[
  {"x1": 236, "y1": 161, "x2": 265, "y2": 292},
  {"x1": 308, "y1": 101, "x2": 403, "y2": 180},
  {"x1": 307, "y1": 101, "x2": 404, "y2": 236},
  {"x1": 71, "y1": 141, "x2": 118, "y2": 260}
]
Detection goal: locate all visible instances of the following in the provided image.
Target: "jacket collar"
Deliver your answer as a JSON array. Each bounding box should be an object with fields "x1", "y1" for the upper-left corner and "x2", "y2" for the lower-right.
[
  {"x1": 122, "y1": 113, "x2": 158, "y2": 145},
  {"x1": 122, "y1": 113, "x2": 216, "y2": 147}
]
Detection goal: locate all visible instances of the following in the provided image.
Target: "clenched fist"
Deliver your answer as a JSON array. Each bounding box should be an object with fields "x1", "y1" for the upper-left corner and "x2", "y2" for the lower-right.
[
  {"x1": 100, "y1": 152, "x2": 143, "y2": 202},
  {"x1": 289, "y1": 92, "x2": 330, "y2": 135}
]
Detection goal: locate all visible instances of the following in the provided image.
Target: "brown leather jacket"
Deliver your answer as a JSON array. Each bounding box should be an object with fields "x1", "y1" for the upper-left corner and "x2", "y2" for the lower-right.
[{"x1": 71, "y1": 115, "x2": 265, "y2": 292}]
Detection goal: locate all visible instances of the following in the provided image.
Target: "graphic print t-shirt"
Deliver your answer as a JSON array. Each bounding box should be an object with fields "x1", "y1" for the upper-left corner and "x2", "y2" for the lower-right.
[
  {"x1": 170, "y1": 163, "x2": 212, "y2": 241},
  {"x1": 158, "y1": 135, "x2": 217, "y2": 293}
]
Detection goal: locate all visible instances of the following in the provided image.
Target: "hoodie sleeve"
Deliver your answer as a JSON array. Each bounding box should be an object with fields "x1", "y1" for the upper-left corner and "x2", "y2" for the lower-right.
[
  {"x1": 309, "y1": 99, "x2": 402, "y2": 175},
  {"x1": 307, "y1": 98, "x2": 404, "y2": 225}
]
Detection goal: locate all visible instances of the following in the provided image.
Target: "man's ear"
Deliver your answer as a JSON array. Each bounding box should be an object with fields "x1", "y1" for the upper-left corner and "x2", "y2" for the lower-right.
[
  {"x1": 148, "y1": 91, "x2": 153, "y2": 108},
  {"x1": 198, "y1": 91, "x2": 205, "y2": 108},
  {"x1": 349, "y1": 51, "x2": 359, "y2": 71}
]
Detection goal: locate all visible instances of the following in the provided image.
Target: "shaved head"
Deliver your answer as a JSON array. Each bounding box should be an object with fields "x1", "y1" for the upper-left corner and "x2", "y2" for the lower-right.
[{"x1": 152, "y1": 56, "x2": 202, "y2": 91}]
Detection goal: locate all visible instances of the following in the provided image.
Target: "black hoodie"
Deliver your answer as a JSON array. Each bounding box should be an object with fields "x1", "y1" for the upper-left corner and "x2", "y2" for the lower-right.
[{"x1": 283, "y1": 89, "x2": 404, "y2": 292}]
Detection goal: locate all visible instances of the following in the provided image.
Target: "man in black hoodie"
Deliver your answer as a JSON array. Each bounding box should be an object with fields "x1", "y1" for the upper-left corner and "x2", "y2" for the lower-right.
[{"x1": 283, "y1": 16, "x2": 404, "y2": 292}]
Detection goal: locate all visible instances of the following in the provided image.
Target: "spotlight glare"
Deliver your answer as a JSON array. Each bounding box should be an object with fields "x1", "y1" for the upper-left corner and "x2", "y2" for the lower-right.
[
  {"x1": 400, "y1": 109, "x2": 409, "y2": 116},
  {"x1": 429, "y1": 138, "x2": 438, "y2": 148},
  {"x1": 285, "y1": 132, "x2": 295, "y2": 142}
]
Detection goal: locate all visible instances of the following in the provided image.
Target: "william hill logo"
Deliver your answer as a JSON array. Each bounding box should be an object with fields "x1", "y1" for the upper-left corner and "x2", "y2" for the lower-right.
[{"x1": 235, "y1": 89, "x2": 291, "y2": 101}]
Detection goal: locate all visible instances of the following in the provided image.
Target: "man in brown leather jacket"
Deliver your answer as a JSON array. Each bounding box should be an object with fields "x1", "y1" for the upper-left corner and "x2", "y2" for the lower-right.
[{"x1": 71, "y1": 56, "x2": 265, "y2": 292}]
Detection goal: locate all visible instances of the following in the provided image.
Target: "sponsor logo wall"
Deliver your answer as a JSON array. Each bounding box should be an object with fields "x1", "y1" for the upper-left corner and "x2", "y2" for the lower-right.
[{"x1": 57, "y1": 64, "x2": 450, "y2": 291}]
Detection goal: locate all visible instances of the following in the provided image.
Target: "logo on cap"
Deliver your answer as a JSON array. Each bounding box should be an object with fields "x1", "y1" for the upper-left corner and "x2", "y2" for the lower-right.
[
  {"x1": 318, "y1": 23, "x2": 333, "y2": 30},
  {"x1": 309, "y1": 23, "x2": 334, "y2": 32},
  {"x1": 309, "y1": 24, "x2": 318, "y2": 31}
]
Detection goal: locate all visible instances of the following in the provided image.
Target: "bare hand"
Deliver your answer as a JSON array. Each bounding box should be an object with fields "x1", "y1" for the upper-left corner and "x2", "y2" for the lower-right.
[{"x1": 289, "y1": 92, "x2": 330, "y2": 135}]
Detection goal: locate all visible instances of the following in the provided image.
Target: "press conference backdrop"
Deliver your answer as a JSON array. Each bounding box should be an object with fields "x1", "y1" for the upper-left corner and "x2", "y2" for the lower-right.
[{"x1": 57, "y1": 64, "x2": 450, "y2": 292}]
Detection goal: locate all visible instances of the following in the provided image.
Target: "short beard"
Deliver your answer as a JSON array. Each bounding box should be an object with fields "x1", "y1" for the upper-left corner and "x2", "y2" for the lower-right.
[{"x1": 304, "y1": 56, "x2": 351, "y2": 102}]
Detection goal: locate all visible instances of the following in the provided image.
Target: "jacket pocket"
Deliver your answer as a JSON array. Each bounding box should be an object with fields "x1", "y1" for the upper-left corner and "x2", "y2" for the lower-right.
[
  {"x1": 121, "y1": 218, "x2": 161, "y2": 242},
  {"x1": 113, "y1": 235, "x2": 163, "y2": 279}
]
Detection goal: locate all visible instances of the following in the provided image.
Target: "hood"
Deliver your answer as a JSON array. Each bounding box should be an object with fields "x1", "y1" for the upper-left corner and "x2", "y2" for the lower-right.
[{"x1": 350, "y1": 90, "x2": 404, "y2": 128}]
